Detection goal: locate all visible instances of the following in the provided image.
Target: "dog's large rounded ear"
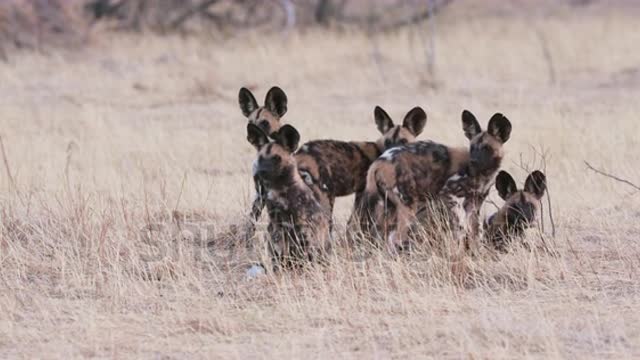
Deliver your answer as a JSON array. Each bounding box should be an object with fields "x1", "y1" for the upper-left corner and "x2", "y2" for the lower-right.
[
  {"x1": 374, "y1": 106, "x2": 394, "y2": 134},
  {"x1": 402, "y1": 106, "x2": 427, "y2": 136},
  {"x1": 239, "y1": 87, "x2": 259, "y2": 117},
  {"x1": 264, "y1": 86, "x2": 288, "y2": 117},
  {"x1": 495, "y1": 170, "x2": 517, "y2": 200},
  {"x1": 461, "y1": 110, "x2": 482, "y2": 140},
  {"x1": 487, "y1": 113, "x2": 512, "y2": 143},
  {"x1": 276, "y1": 125, "x2": 300, "y2": 153},
  {"x1": 524, "y1": 170, "x2": 547, "y2": 199},
  {"x1": 247, "y1": 123, "x2": 269, "y2": 150}
]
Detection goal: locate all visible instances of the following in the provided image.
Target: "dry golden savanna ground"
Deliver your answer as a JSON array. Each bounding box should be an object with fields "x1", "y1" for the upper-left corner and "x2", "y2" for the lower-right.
[{"x1": 1, "y1": 4, "x2": 640, "y2": 359}]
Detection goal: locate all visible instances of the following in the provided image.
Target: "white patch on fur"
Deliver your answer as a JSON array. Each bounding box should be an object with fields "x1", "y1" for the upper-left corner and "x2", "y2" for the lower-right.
[
  {"x1": 449, "y1": 195, "x2": 467, "y2": 231},
  {"x1": 300, "y1": 170, "x2": 314, "y2": 186},
  {"x1": 392, "y1": 186, "x2": 405, "y2": 203},
  {"x1": 251, "y1": 159, "x2": 258, "y2": 176},
  {"x1": 379, "y1": 146, "x2": 403, "y2": 161},
  {"x1": 300, "y1": 144, "x2": 309, "y2": 153},
  {"x1": 267, "y1": 191, "x2": 288, "y2": 210},
  {"x1": 447, "y1": 174, "x2": 463, "y2": 183},
  {"x1": 486, "y1": 213, "x2": 496, "y2": 227},
  {"x1": 388, "y1": 230, "x2": 397, "y2": 247}
]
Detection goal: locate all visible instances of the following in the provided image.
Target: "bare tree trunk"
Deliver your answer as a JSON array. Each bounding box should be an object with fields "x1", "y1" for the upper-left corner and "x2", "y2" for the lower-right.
[
  {"x1": 425, "y1": 0, "x2": 437, "y2": 81},
  {"x1": 315, "y1": 0, "x2": 331, "y2": 25},
  {"x1": 281, "y1": 0, "x2": 296, "y2": 35}
]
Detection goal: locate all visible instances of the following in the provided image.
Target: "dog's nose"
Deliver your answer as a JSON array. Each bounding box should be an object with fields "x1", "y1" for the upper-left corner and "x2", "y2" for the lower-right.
[
  {"x1": 255, "y1": 168, "x2": 269, "y2": 179},
  {"x1": 255, "y1": 161, "x2": 275, "y2": 178}
]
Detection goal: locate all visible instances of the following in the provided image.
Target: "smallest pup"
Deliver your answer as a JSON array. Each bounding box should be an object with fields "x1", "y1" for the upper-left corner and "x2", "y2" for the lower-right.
[
  {"x1": 484, "y1": 170, "x2": 547, "y2": 251},
  {"x1": 247, "y1": 123, "x2": 331, "y2": 268}
]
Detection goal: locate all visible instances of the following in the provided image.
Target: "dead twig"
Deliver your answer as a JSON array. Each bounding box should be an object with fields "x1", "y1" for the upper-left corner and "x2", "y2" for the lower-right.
[
  {"x1": 545, "y1": 182, "x2": 556, "y2": 237},
  {"x1": 173, "y1": 171, "x2": 189, "y2": 227},
  {"x1": 64, "y1": 141, "x2": 79, "y2": 197},
  {"x1": 485, "y1": 199, "x2": 500, "y2": 211},
  {"x1": 535, "y1": 28, "x2": 556, "y2": 85},
  {"x1": 531, "y1": 145, "x2": 556, "y2": 238},
  {"x1": 514, "y1": 144, "x2": 556, "y2": 238},
  {"x1": 585, "y1": 161, "x2": 640, "y2": 192},
  {"x1": 0, "y1": 134, "x2": 16, "y2": 191}
]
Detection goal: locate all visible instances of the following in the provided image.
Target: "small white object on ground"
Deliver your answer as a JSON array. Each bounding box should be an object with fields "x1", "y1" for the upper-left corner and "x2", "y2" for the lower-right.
[{"x1": 246, "y1": 264, "x2": 266, "y2": 279}]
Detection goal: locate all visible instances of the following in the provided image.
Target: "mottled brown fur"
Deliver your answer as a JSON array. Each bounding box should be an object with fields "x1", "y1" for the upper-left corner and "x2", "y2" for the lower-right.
[
  {"x1": 294, "y1": 140, "x2": 379, "y2": 213},
  {"x1": 361, "y1": 110, "x2": 512, "y2": 253},
  {"x1": 360, "y1": 141, "x2": 457, "y2": 245},
  {"x1": 247, "y1": 123, "x2": 331, "y2": 267},
  {"x1": 294, "y1": 106, "x2": 427, "y2": 229},
  {"x1": 484, "y1": 170, "x2": 547, "y2": 252}
]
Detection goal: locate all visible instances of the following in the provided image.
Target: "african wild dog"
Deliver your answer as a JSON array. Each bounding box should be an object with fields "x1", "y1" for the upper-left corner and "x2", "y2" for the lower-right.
[
  {"x1": 242, "y1": 104, "x2": 427, "y2": 242},
  {"x1": 361, "y1": 110, "x2": 512, "y2": 253},
  {"x1": 239, "y1": 86, "x2": 288, "y2": 136},
  {"x1": 294, "y1": 106, "x2": 427, "y2": 229},
  {"x1": 246, "y1": 123, "x2": 331, "y2": 267},
  {"x1": 238, "y1": 86, "x2": 289, "y2": 242},
  {"x1": 484, "y1": 170, "x2": 546, "y2": 252}
]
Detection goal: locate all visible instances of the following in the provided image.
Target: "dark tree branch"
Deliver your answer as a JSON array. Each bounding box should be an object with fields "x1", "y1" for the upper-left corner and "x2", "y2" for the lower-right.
[
  {"x1": 168, "y1": 0, "x2": 219, "y2": 30},
  {"x1": 585, "y1": 161, "x2": 640, "y2": 192}
]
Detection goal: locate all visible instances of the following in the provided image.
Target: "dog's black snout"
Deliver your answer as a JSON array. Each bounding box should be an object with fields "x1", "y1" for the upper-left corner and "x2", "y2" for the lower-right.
[{"x1": 255, "y1": 158, "x2": 279, "y2": 180}]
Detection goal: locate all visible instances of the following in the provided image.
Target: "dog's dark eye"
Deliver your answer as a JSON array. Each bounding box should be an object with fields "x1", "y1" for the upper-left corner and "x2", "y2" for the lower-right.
[
  {"x1": 259, "y1": 120, "x2": 270, "y2": 129},
  {"x1": 399, "y1": 139, "x2": 408, "y2": 145},
  {"x1": 271, "y1": 155, "x2": 281, "y2": 163}
]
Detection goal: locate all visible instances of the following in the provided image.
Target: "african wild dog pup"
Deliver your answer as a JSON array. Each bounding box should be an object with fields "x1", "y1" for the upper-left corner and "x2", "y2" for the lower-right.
[
  {"x1": 484, "y1": 170, "x2": 547, "y2": 251},
  {"x1": 361, "y1": 110, "x2": 512, "y2": 252},
  {"x1": 246, "y1": 123, "x2": 331, "y2": 267},
  {"x1": 238, "y1": 86, "x2": 289, "y2": 242}
]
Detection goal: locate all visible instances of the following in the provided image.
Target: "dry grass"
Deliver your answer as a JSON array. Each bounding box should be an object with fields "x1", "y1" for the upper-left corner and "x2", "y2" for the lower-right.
[{"x1": 1, "y1": 4, "x2": 640, "y2": 358}]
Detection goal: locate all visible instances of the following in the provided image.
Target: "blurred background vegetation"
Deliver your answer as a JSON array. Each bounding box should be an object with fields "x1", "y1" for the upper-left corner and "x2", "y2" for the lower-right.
[{"x1": 2, "y1": 0, "x2": 632, "y2": 59}]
